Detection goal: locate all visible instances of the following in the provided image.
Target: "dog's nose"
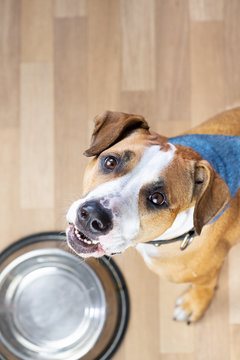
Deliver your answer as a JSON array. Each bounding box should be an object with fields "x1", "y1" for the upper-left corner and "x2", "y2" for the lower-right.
[{"x1": 77, "y1": 201, "x2": 113, "y2": 235}]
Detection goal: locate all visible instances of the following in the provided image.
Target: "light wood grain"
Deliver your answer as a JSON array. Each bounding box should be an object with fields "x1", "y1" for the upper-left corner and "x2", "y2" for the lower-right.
[
  {"x1": 156, "y1": 0, "x2": 191, "y2": 124},
  {"x1": 161, "y1": 355, "x2": 194, "y2": 360},
  {"x1": 0, "y1": 0, "x2": 20, "y2": 126},
  {"x1": 0, "y1": 129, "x2": 19, "y2": 251},
  {"x1": 0, "y1": 1, "x2": 240, "y2": 359},
  {"x1": 189, "y1": 0, "x2": 224, "y2": 21},
  {"x1": 190, "y1": 22, "x2": 225, "y2": 126},
  {"x1": 54, "y1": 0, "x2": 86, "y2": 18},
  {"x1": 87, "y1": 0, "x2": 121, "y2": 128},
  {"x1": 225, "y1": 0, "x2": 240, "y2": 106},
  {"x1": 54, "y1": 18, "x2": 88, "y2": 229},
  {"x1": 159, "y1": 280, "x2": 194, "y2": 354},
  {"x1": 21, "y1": 0, "x2": 53, "y2": 62},
  {"x1": 230, "y1": 325, "x2": 240, "y2": 360},
  {"x1": 20, "y1": 63, "x2": 54, "y2": 209},
  {"x1": 115, "y1": 250, "x2": 159, "y2": 360},
  {"x1": 194, "y1": 260, "x2": 230, "y2": 360},
  {"x1": 18, "y1": 209, "x2": 55, "y2": 238},
  {"x1": 121, "y1": 0, "x2": 155, "y2": 91},
  {"x1": 228, "y1": 245, "x2": 240, "y2": 324}
]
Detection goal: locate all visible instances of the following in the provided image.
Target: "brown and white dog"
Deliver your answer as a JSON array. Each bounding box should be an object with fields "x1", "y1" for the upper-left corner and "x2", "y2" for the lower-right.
[{"x1": 66, "y1": 108, "x2": 240, "y2": 323}]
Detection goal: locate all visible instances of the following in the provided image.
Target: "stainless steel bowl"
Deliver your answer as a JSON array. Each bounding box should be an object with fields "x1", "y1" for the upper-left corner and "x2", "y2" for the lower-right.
[{"x1": 0, "y1": 233, "x2": 129, "y2": 360}]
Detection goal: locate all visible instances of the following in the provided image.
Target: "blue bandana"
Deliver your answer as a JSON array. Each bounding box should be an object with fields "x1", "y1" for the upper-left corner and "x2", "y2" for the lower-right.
[{"x1": 169, "y1": 135, "x2": 240, "y2": 223}]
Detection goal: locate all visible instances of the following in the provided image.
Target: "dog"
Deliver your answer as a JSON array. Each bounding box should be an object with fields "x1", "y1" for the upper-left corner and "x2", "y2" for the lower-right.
[{"x1": 66, "y1": 108, "x2": 240, "y2": 323}]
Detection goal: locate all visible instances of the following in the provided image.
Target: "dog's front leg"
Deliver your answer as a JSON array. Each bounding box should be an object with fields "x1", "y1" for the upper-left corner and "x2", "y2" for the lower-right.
[{"x1": 173, "y1": 273, "x2": 219, "y2": 324}]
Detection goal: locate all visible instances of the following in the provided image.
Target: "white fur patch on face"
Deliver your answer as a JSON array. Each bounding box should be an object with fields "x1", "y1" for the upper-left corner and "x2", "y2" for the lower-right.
[{"x1": 66, "y1": 144, "x2": 176, "y2": 255}]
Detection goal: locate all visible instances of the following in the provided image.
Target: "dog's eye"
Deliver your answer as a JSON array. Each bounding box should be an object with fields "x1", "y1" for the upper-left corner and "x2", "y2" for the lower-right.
[
  {"x1": 104, "y1": 156, "x2": 118, "y2": 170},
  {"x1": 149, "y1": 192, "x2": 165, "y2": 206}
]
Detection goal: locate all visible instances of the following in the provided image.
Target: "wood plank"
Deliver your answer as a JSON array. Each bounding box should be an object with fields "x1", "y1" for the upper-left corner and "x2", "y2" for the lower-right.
[
  {"x1": 159, "y1": 280, "x2": 194, "y2": 354},
  {"x1": 54, "y1": 0, "x2": 86, "y2": 17},
  {"x1": 115, "y1": 249, "x2": 159, "y2": 360},
  {"x1": 0, "y1": 132, "x2": 54, "y2": 249},
  {"x1": 21, "y1": 0, "x2": 53, "y2": 62},
  {"x1": 0, "y1": 0, "x2": 20, "y2": 126},
  {"x1": 189, "y1": 0, "x2": 224, "y2": 21},
  {"x1": 225, "y1": 0, "x2": 240, "y2": 106},
  {"x1": 160, "y1": 355, "x2": 194, "y2": 360},
  {"x1": 121, "y1": 90, "x2": 190, "y2": 137},
  {"x1": 18, "y1": 209, "x2": 55, "y2": 239},
  {"x1": 190, "y1": 22, "x2": 225, "y2": 126},
  {"x1": 20, "y1": 63, "x2": 54, "y2": 209},
  {"x1": 121, "y1": 0, "x2": 155, "y2": 91},
  {"x1": 120, "y1": 91, "x2": 191, "y2": 137},
  {"x1": 230, "y1": 325, "x2": 240, "y2": 360},
  {"x1": 1, "y1": 0, "x2": 240, "y2": 358},
  {"x1": 54, "y1": 18, "x2": 88, "y2": 229},
  {"x1": 88, "y1": 0, "x2": 121, "y2": 129},
  {"x1": 194, "y1": 260, "x2": 230, "y2": 360},
  {"x1": 0, "y1": 129, "x2": 19, "y2": 252},
  {"x1": 228, "y1": 245, "x2": 240, "y2": 324},
  {"x1": 155, "y1": 0, "x2": 191, "y2": 124}
]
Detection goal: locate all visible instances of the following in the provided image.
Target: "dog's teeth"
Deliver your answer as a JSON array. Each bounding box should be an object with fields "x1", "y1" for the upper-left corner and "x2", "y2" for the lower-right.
[
  {"x1": 82, "y1": 238, "x2": 93, "y2": 245},
  {"x1": 73, "y1": 227, "x2": 98, "y2": 246}
]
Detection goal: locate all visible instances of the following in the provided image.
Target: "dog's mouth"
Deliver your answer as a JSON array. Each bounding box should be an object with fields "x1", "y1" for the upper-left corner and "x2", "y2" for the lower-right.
[{"x1": 67, "y1": 224, "x2": 105, "y2": 257}]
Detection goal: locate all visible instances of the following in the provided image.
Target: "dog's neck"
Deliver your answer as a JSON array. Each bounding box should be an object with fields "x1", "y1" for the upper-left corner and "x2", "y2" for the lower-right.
[{"x1": 143, "y1": 207, "x2": 195, "y2": 250}]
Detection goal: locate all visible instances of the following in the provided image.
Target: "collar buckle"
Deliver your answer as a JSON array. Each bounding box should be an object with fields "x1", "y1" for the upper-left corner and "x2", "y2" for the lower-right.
[{"x1": 180, "y1": 230, "x2": 195, "y2": 251}]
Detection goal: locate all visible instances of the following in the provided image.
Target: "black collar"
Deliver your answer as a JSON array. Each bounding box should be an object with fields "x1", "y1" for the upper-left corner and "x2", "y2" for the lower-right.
[{"x1": 144, "y1": 229, "x2": 196, "y2": 251}]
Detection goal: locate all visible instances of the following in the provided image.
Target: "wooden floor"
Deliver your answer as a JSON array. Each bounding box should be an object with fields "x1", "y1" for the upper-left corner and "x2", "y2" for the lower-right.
[{"x1": 1, "y1": 0, "x2": 240, "y2": 359}]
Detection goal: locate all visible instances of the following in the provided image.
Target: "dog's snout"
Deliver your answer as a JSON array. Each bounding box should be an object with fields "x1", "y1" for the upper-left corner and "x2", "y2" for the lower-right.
[{"x1": 77, "y1": 201, "x2": 113, "y2": 235}]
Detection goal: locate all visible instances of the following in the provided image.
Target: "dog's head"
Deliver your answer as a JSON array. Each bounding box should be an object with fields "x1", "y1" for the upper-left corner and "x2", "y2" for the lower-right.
[{"x1": 66, "y1": 111, "x2": 231, "y2": 257}]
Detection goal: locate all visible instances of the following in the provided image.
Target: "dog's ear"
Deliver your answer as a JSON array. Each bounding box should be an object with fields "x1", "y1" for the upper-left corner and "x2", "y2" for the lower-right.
[
  {"x1": 84, "y1": 111, "x2": 149, "y2": 157},
  {"x1": 193, "y1": 160, "x2": 231, "y2": 235}
]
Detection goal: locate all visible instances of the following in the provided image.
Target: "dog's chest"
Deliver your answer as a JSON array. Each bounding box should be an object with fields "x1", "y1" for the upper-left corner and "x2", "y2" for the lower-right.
[{"x1": 136, "y1": 242, "x2": 200, "y2": 281}]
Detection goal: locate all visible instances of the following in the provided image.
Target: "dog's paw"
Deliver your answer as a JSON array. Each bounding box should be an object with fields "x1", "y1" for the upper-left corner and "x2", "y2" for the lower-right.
[
  {"x1": 173, "y1": 297, "x2": 192, "y2": 324},
  {"x1": 173, "y1": 285, "x2": 215, "y2": 324}
]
